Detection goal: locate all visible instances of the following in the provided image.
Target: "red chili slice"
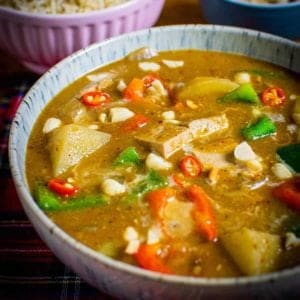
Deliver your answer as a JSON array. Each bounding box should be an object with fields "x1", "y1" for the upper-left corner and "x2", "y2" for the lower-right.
[
  {"x1": 48, "y1": 178, "x2": 79, "y2": 197},
  {"x1": 186, "y1": 185, "x2": 217, "y2": 242},
  {"x1": 81, "y1": 91, "x2": 110, "y2": 107},
  {"x1": 272, "y1": 177, "x2": 300, "y2": 212},
  {"x1": 179, "y1": 155, "x2": 202, "y2": 177},
  {"x1": 261, "y1": 87, "x2": 286, "y2": 106}
]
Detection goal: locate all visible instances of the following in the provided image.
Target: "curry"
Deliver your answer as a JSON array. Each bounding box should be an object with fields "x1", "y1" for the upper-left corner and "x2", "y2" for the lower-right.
[{"x1": 26, "y1": 48, "x2": 300, "y2": 278}]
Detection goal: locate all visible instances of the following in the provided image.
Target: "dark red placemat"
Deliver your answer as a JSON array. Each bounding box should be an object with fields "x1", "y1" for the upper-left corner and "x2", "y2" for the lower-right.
[{"x1": 0, "y1": 75, "x2": 115, "y2": 300}]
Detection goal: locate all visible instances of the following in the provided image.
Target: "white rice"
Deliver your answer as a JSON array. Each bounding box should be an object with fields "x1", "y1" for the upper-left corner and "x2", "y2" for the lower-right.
[{"x1": 0, "y1": 0, "x2": 130, "y2": 14}]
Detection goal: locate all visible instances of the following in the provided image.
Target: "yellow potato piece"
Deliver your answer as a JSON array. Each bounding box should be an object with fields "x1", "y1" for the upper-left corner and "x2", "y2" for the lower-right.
[
  {"x1": 221, "y1": 227, "x2": 281, "y2": 276},
  {"x1": 177, "y1": 77, "x2": 239, "y2": 101},
  {"x1": 49, "y1": 124, "x2": 111, "y2": 176}
]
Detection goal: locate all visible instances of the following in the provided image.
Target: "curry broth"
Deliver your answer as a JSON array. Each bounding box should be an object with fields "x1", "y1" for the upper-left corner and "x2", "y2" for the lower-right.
[{"x1": 26, "y1": 50, "x2": 300, "y2": 277}]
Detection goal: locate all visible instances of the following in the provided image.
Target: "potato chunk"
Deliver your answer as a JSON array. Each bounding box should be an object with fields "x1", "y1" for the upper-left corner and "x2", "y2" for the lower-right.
[
  {"x1": 221, "y1": 227, "x2": 281, "y2": 276},
  {"x1": 49, "y1": 124, "x2": 111, "y2": 176},
  {"x1": 177, "y1": 77, "x2": 238, "y2": 101}
]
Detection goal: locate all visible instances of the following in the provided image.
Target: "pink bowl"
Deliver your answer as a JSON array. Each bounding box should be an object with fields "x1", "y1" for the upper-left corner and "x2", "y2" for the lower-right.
[{"x1": 0, "y1": 0, "x2": 165, "y2": 74}]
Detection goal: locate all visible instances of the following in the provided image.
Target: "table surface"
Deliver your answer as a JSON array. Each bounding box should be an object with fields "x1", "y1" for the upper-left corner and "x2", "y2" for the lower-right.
[{"x1": 0, "y1": 0, "x2": 205, "y2": 77}]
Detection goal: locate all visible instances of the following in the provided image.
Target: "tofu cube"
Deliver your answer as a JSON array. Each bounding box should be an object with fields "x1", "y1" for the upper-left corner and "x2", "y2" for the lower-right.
[{"x1": 135, "y1": 123, "x2": 193, "y2": 158}]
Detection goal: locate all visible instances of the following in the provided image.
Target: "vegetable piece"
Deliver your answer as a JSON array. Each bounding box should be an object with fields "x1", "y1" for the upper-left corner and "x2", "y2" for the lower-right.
[
  {"x1": 277, "y1": 144, "x2": 300, "y2": 173},
  {"x1": 221, "y1": 227, "x2": 281, "y2": 275},
  {"x1": 145, "y1": 153, "x2": 172, "y2": 171},
  {"x1": 126, "y1": 170, "x2": 168, "y2": 203},
  {"x1": 48, "y1": 124, "x2": 111, "y2": 176},
  {"x1": 241, "y1": 115, "x2": 276, "y2": 141},
  {"x1": 271, "y1": 163, "x2": 293, "y2": 180},
  {"x1": 186, "y1": 185, "x2": 217, "y2": 241},
  {"x1": 134, "y1": 243, "x2": 172, "y2": 274},
  {"x1": 42, "y1": 117, "x2": 62, "y2": 134},
  {"x1": 177, "y1": 77, "x2": 238, "y2": 101},
  {"x1": 261, "y1": 87, "x2": 286, "y2": 107},
  {"x1": 121, "y1": 114, "x2": 149, "y2": 132},
  {"x1": 138, "y1": 62, "x2": 160, "y2": 72},
  {"x1": 234, "y1": 72, "x2": 251, "y2": 84},
  {"x1": 123, "y1": 78, "x2": 144, "y2": 101},
  {"x1": 147, "y1": 188, "x2": 195, "y2": 238},
  {"x1": 234, "y1": 141, "x2": 257, "y2": 162},
  {"x1": 113, "y1": 147, "x2": 141, "y2": 167},
  {"x1": 35, "y1": 184, "x2": 107, "y2": 212},
  {"x1": 272, "y1": 177, "x2": 300, "y2": 212},
  {"x1": 35, "y1": 184, "x2": 61, "y2": 211},
  {"x1": 101, "y1": 179, "x2": 126, "y2": 196},
  {"x1": 218, "y1": 83, "x2": 260, "y2": 104},
  {"x1": 109, "y1": 107, "x2": 134, "y2": 123},
  {"x1": 81, "y1": 91, "x2": 110, "y2": 107},
  {"x1": 48, "y1": 178, "x2": 79, "y2": 197},
  {"x1": 179, "y1": 155, "x2": 202, "y2": 177},
  {"x1": 288, "y1": 224, "x2": 300, "y2": 238},
  {"x1": 147, "y1": 187, "x2": 175, "y2": 219}
]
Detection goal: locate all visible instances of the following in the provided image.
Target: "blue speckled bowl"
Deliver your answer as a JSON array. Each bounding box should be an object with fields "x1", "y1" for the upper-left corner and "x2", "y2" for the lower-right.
[
  {"x1": 200, "y1": 0, "x2": 300, "y2": 40},
  {"x1": 9, "y1": 25, "x2": 300, "y2": 299}
]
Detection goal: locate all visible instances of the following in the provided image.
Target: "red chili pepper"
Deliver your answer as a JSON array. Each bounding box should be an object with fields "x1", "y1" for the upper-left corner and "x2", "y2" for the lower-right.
[
  {"x1": 261, "y1": 87, "x2": 286, "y2": 106},
  {"x1": 186, "y1": 185, "x2": 217, "y2": 242},
  {"x1": 123, "y1": 78, "x2": 145, "y2": 101},
  {"x1": 147, "y1": 187, "x2": 175, "y2": 219},
  {"x1": 121, "y1": 114, "x2": 149, "y2": 132},
  {"x1": 272, "y1": 177, "x2": 300, "y2": 212},
  {"x1": 48, "y1": 178, "x2": 79, "y2": 197},
  {"x1": 134, "y1": 243, "x2": 173, "y2": 274},
  {"x1": 81, "y1": 91, "x2": 110, "y2": 107},
  {"x1": 179, "y1": 155, "x2": 202, "y2": 177}
]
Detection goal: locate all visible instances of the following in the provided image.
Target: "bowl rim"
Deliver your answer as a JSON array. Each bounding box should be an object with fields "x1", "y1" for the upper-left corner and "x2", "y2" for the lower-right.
[
  {"x1": 224, "y1": 0, "x2": 300, "y2": 9},
  {"x1": 0, "y1": 0, "x2": 155, "y2": 19},
  {"x1": 9, "y1": 24, "x2": 300, "y2": 288}
]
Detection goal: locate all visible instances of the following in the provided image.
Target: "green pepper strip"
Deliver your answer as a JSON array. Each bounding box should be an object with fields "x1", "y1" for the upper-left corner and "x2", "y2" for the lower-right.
[
  {"x1": 241, "y1": 115, "x2": 276, "y2": 141},
  {"x1": 113, "y1": 146, "x2": 141, "y2": 167},
  {"x1": 277, "y1": 144, "x2": 300, "y2": 173},
  {"x1": 35, "y1": 184, "x2": 108, "y2": 212},
  {"x1": 218, "y1": 83, "x2": 260, "y2": 105},
  {"x1": 288, "y1": 224, "x2": 300, "y2": 238},
  {"x1": 124, "y1": 170, "x2": 168, "y2": 203}
]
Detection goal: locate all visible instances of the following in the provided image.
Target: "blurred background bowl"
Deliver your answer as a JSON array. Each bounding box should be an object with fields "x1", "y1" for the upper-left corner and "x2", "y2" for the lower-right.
[
  {"x1": 200, "y1": 0, "x2": 300, "y2": 40},
  {"x1": 0, "y1": 0, "x2": 165, "y2": 74}
]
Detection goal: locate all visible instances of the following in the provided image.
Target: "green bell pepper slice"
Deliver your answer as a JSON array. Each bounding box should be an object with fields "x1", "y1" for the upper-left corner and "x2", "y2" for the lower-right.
[
  {"x1": 218, "y1": 83, "x2": 260, "y2": 105},
  {"x1": 113, "y1": 147, "x2": 141, "y2": 167},
  {"x1": 277, "y1": 144, "x2": 300, "y2": 173},
  {"x1": 242, "y1": 115, "x2": 276, "y2": 141}
]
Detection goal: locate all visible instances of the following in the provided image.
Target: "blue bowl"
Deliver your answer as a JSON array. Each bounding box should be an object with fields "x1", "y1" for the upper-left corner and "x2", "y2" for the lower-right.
[{"x1": 200, "y1": 0, "x2": 300, "y2": 39}]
